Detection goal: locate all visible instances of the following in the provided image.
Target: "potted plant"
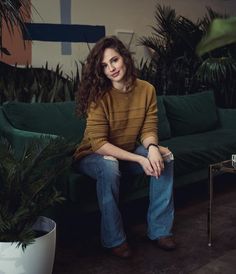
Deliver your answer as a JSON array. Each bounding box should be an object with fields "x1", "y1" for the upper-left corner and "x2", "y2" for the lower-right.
[{"x1": 0, "y1": 137, "x2": 75, "y2": 274}]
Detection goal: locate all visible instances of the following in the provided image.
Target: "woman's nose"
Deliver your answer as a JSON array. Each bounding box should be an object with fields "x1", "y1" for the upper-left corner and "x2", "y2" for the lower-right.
[{"x1": 108, "y1": 63, "x2": 115, "y2": 71}]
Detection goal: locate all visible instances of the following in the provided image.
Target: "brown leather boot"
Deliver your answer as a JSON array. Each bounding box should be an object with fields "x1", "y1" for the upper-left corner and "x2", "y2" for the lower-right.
[
  {"x1": 154, "y1": 236, "x2": 176, "y2": 251},
  {"x1": 110, "y1": 242, "x2": 132, "y2": 259}
]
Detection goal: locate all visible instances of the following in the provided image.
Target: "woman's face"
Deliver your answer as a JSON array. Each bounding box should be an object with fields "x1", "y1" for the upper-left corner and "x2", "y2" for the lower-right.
[{"x1": 101, "y1": 48, "x2": 127, "y2": 89}]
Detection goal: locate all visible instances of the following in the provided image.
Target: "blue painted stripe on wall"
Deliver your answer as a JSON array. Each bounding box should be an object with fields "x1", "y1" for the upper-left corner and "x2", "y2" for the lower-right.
[
  {"x1": 61, "y1": 42, "x2": 71, "y2": 55},
  {"x1": 24, "y1": 23, "x2": 105, "y2": 43},
  {"x1": 60, "y1": 0, "x2": 71, "y2": 23},
  {"x1": 60, "y1": 0, "x2": 71, "y2": 55}
]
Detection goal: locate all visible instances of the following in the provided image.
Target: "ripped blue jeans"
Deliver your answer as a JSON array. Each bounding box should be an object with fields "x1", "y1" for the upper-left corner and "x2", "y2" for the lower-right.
[{"x1": 74, "y1": 145, "x2": 174, "y2": 248}]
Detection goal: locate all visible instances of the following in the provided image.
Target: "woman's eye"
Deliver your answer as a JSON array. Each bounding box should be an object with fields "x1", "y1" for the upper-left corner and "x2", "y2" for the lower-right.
[{"x1": 112, "y1": 58, "x2": 118, "y2": 63}]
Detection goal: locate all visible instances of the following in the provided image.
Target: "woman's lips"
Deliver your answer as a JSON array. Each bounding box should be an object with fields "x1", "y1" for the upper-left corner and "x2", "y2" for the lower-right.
[{"x1": 111, "y1": 71, "x2": 119, "y2": 78}]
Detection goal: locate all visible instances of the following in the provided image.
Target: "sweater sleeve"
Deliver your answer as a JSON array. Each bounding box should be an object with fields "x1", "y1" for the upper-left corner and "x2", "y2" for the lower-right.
[
  {"x1": 140, "y1": 86, "x2": 158, "y2": 143},
  {"x1": 86, "y1": 101, "x2": 109, "y2": 151}
]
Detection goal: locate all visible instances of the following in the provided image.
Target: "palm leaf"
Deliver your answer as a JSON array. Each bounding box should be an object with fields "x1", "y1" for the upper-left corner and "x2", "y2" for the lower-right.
[{"x1": 196, "y1": 57, "x2": 236, "y2": 84}]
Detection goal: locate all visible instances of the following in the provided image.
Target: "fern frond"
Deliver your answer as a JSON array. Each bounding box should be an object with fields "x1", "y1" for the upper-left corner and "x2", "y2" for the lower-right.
[{"x1": 0, "y1": 137, "x2": 74, "y2": 249}]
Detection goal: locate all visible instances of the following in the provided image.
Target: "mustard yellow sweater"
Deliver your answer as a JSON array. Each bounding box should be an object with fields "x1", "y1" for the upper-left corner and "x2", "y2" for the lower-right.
[{"x1": 74, "y1": 79, "x2": 158, "y2": 160}]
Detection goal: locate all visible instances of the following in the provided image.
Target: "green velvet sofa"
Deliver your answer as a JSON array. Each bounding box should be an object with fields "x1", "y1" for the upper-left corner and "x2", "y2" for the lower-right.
[{"x1": 1, "y1": 90, "x2": 236, "y2": 214}]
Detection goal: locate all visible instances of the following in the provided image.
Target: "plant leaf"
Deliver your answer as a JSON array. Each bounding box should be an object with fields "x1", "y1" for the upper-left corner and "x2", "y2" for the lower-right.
[{"x1": 196, "y1": 17, "x2": 236, "y2": 56}]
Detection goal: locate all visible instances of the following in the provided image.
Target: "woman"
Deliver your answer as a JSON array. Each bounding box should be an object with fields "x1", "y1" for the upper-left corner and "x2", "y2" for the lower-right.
[{"x1": 74, "y1": 36, "x2": 175, "y2": 258}]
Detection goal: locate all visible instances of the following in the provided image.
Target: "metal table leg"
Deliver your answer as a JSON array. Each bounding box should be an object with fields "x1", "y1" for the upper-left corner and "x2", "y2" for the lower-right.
[
  {"x1": 207, "y1": 160, "x2": 236, "y2": 247},
  {"x1": 208, "y1": 165, "x2": 213, "y2": 247}
]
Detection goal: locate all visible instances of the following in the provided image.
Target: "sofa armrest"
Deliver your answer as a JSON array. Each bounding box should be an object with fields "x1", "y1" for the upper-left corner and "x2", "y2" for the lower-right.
[
  {"x1": 218, "y1": 108, "x2": 236, "y2": 129},
  {"x1": 0, "y1": 109, "x2": 59, "y2": 157}
]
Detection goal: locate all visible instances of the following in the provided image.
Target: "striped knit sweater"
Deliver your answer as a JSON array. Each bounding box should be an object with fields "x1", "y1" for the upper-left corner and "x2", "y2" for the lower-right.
[{"x1": 74, "y1": 79, "x2": 158, "y2": 160}]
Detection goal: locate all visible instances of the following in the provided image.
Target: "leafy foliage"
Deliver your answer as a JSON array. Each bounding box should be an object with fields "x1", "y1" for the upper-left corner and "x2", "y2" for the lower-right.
[
  {"x1": 196, "y1": 57, "x2": 236, "y2": 107},
  {"x1": 138, "y1": 4, "x2": 236, "y2": 108},
  {"x1": 0, "y1": 61, "x2": 81, "y2": 104},
  {"x1": 0, "y1": 137, "x2": 76, "y2": 250},
  {"x1": 138, "y1": 4, "x2": 203, "y2": 95},
  {"x1": 197, "y1": 16, "x2": 236, "y2": 56}
]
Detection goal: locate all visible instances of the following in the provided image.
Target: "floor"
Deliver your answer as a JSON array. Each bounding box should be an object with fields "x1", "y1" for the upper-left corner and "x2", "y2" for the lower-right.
[{"x1": 52, "y1": 174, "x2": 236, "y2": 274}]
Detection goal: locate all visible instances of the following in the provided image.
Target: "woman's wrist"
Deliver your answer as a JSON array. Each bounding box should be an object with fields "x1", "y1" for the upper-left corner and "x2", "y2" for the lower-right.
[{"x1": 147, "y1": 143, "x2": 159, "y2": 151}]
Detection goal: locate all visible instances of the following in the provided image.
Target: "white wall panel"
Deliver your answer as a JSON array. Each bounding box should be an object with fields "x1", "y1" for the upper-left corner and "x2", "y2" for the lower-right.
[{"x1": 31, "y1": 0, "x2": 236, "y2": 75}]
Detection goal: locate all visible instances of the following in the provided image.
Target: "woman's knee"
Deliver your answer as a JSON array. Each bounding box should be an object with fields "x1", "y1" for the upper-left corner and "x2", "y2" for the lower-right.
[
  {"x1": 95, "y1": 156, "x2": 121, "y2": 197},
  {"x1": 99, "y1": 155, "x2": 120, "y2": 178},
  {"x1": 162, "y1": 151, "x2": 174, "y2": 163}
]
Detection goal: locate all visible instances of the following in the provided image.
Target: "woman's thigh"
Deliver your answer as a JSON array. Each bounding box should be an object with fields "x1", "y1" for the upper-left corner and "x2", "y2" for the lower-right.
[
  {"x1": 119, "y1": 145, "x2": 147, "y2": 176},
  {"x1": 73, "y1": 153, "x2": 120, "y2": 180}
]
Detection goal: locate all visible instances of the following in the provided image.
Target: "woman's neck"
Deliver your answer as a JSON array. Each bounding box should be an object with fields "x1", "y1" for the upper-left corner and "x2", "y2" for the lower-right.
[{"x1": 112, "y1": 81, "x2": 128, "y2": 93}]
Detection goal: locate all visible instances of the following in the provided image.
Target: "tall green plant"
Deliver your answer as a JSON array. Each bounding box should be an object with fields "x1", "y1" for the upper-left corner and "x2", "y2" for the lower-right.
[
  {"x1": 138, "y1": 3, "x2": 236, "y2": 107},
  {"x1": 138, "y1": 4, "x2": 203, "y2": 94}
]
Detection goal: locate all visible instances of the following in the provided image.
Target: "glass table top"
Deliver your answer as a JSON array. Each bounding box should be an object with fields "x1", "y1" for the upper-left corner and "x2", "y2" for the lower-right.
[{"x1": 210, "y1": 159, "x2": 236, "y2": 174}]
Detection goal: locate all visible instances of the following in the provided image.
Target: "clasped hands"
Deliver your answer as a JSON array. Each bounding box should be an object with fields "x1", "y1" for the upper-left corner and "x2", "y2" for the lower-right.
[{"x1": 139, "y1": 146, "x2": 170, "y2": 178}]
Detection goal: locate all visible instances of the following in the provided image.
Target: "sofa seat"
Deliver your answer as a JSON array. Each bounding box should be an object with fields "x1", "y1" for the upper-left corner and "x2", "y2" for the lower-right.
[
  {"x1": 1, "y1": 90, "x2": 236, "y2": 214},
  {"x1": 66, "y1": 128, "x2": 236, "y2": 211},
  {"x1": 161, "y1": 128, "x2": 236, "y2": 178}
]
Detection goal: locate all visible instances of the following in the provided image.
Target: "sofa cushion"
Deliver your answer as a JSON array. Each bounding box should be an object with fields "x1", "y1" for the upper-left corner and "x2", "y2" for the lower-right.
[
  {"x1": 157, "y1": 96, "x2": 171, "y2": 140},
  {"x1": 3, "y1": 101, "x2": 86, "y2": 142},
  {"x1": 218, "y1": 108, "x2": 236, "y2": 129},
  {"x1": 163, "y1": 91, "x2": 219, "y2": 136}
]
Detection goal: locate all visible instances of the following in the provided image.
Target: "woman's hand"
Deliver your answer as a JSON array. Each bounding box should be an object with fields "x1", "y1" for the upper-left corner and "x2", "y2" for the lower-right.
[
  {"x1": 147, "y1": 146, "x2": 164, "y2": 178},
  {"x1": 138, "y1": 156, "x2": 156, "y2": 176},
  {"x1": 158, "y1": 145, "x2": 171, "y2": 156}
]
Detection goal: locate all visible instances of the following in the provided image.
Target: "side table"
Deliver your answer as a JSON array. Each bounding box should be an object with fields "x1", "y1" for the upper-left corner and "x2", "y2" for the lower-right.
[{"x1": 208, "y1": 159, "x2": 236, "y2": 247}]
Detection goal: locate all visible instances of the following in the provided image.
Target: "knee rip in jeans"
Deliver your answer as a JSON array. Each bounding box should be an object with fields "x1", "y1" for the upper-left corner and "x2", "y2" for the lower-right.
[
  {"x1": 162, "y1": 152, "x2": 174, "y2": 162},
  {"x1": 103, "y1": 156, "x2": 118, "y2": 162}
]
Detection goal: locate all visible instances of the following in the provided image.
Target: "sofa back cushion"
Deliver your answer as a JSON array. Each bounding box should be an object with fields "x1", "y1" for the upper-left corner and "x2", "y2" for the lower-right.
[
  {"x1": 157, "y1": 96, "x2": 171, "y2": 140},
  {"x1": 3, "y1": 101, "x2": 86, "y2": 142},
  {"x1": 163, "y1": 91, "x2": 219, "y2": 136}
]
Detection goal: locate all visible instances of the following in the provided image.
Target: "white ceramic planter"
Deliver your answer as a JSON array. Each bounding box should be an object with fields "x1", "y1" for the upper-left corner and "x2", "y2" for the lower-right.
[{"x1": 0, "y1": 216, "x2": 56, "y2": 274}]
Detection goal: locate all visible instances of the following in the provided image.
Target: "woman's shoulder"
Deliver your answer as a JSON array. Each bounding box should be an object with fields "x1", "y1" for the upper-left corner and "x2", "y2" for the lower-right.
[
  {"x1": 136, "y1": 79, "x2": 155, "y2": 89},
  {"x1": 135, "y1": 79, "x2": 156, "y2": 94}
]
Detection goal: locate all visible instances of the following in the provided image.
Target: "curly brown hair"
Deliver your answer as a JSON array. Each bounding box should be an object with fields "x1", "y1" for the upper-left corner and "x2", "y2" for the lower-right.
[{"x1": 76, "y1": 36, "x2": 137, "y2": 117}]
